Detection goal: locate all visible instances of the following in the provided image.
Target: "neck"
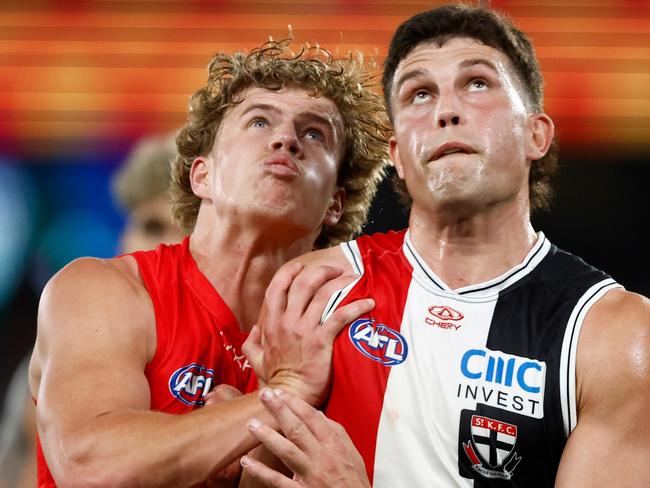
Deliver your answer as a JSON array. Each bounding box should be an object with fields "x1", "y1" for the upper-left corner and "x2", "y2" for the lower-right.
[
  {"x1": 407, "y1": 197, "x2": 537, "y2": 290},
  {"x1": 189, "y1": 209, "x2": 318, "y2": 331}
]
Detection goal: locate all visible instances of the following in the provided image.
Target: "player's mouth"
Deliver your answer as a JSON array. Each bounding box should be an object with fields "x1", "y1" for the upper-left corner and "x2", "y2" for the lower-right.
[
  {"x1": 263, "y1": 154, "x2": 300, "y2": 176},
  {"x1": 428, "y1": 142, "x2": 475, "y2": 162}
]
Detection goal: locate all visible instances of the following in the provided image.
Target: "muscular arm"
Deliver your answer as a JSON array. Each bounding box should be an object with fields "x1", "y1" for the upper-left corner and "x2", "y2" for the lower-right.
[
  {"x1": 556, "y1": 289, "x2": 650, "y2": 486},
  {"x1": 30, "y1": 257, "x2": 370, "y2": 488},
  {"x1": 30, "y1": 257, "x2": 272, "y2": 487}
]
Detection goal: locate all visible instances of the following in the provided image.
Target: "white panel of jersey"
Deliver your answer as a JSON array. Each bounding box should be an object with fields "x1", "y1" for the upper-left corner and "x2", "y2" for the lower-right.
[{"x1": 323, "y1": 230, "x2": 620, "y2": 487}]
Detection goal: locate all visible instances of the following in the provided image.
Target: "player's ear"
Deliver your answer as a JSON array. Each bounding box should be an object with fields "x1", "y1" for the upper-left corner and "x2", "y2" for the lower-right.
[
  {"x1": 190, "y1": 157, "x2": 211, "y2": 199},
  {"x1": 323, "y1": 187, "x2": 346, "y2": 226},
  {"x1": 526, "y1": 113, "x2": 555, "y2": 161},
  {"x1": 389, "y1": 136, "x2": 405, "y2": 179}
]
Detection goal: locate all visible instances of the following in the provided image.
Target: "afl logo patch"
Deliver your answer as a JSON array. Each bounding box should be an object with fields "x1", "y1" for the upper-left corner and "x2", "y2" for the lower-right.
[
  {"x1": 348, "y1": 318, "x2": 408, "y2": 366},
  {"x1": 168, "y1": 363, "x2": 215, "y2": 406}
]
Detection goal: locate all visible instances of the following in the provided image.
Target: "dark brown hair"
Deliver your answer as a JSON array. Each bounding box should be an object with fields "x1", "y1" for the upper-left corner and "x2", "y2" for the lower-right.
[{"x1": 383, "y1": 4, "x2": 557, "y2": 212}]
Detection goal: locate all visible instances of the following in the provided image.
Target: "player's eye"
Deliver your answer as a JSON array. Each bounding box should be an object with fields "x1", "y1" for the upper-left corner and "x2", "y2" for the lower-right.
[
  {"x1": 412, "y1": 89, "x2": 431, "y2": 105},
  {"x1": 250, "y1": 118, "x2": 269, "y2": 128},
  {"x1": 303, "y1": 128, "x2": 324, "y2": 141},
  {"x1": 468, "y1": 78, "x2": 488, "y2": 92}
]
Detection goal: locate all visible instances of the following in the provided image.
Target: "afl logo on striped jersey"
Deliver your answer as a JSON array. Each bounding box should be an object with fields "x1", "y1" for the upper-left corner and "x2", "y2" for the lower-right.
[
  {"x1": 348, "y1": 318, "x2": 408, "y2": 366},
  {"x1": 168, "y1": 363, "x2": 215, "y2": 406}
]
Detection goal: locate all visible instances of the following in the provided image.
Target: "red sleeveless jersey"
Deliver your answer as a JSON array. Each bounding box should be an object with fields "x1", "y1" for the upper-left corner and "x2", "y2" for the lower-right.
[{"x1": 37, "y1": 237, "x2": 257, "y2": 486}]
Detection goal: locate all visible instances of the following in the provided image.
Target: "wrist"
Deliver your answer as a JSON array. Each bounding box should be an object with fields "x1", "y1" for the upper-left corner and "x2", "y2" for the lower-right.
[{"x1": 265, "y1": 373, "x2": 323, "y2": 407}]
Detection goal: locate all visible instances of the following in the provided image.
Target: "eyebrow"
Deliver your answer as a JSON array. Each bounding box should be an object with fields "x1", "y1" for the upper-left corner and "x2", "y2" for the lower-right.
[
  {"x1": 393, "y1": 67, "x2": 428, "y2": 95},
  {"x1": 459, "y1": 58, "x2": 499, "y2": 73},
  {"x1": 242, "y1": 102, "x2": 338, "y2": 131},
  {"x1": 239, "y1": 103, "x2": 281, "y2": 118},
  {"x1": 295, "y1": 111, "x2": 338, "y2": 133},
  {"x1": 393, "y1": 57, "x2": 500, "y2": 95}
]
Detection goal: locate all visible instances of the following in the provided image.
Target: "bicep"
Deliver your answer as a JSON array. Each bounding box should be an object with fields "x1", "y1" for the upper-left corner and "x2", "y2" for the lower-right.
[
  {"x1": 557, "y1": 290, "x2": 650, "y2": 486},
  {"x1": 35, "y1": 259, "x2": 153, "y2": 441}
]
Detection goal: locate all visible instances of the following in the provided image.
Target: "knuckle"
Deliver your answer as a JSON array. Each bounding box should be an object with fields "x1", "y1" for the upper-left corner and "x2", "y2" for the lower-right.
[
  {"x1": 327, "y1": 308, "x2": 350, "y2": 325},
  {"x1": 269, "y1": 472, "x2": 284, "y2": 487},
  {"x1": 303, "y1": 405, "x2": 322, "y2": 423},
  {"x1": 304, "y1": 265, "x2": 340, "y2": 287},
  {"x1": 285, "y1": 422, "x2": 306, "y2": 442}
]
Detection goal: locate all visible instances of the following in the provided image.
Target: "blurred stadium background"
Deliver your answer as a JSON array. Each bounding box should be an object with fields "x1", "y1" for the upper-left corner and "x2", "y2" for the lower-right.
[{"x1": 0, "y1": 0, "x2": 648, "y2": 409}]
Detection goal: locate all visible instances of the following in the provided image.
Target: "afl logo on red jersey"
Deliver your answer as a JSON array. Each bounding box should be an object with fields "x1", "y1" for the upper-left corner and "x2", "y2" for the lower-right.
[
  {"x1": 168, "y1": 363, "x2": 215, "y2": 406},
  {"x1": 348, "y1": 318, "x2": 408, "y2": 366}
]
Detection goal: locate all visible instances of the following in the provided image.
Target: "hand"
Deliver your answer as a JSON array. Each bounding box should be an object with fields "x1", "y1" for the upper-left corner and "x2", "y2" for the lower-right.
[
  {"x1": 204, "y1": 385, "x2": 244, "y2": 487},
  {"x1": 243, "y1": 262, "x2": 373, "y2": 406},
  {"x1": 240, "y1": 388, "x2": 370, "y2": 488}
]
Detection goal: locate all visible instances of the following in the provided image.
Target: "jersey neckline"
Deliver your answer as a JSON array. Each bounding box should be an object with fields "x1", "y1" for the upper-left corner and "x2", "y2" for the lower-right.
[{"x1": 402, "y1": 230, "x2": 551, "y2": 299}]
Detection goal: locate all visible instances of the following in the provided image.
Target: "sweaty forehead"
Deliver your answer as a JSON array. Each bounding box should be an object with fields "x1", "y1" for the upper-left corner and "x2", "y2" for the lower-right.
[{"x1": 393, "y1": 37, "x2": 515, "y2": 85}]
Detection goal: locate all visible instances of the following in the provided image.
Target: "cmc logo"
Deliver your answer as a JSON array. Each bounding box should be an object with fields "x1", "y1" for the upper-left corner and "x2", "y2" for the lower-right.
[
  {"x1": 168, "y1": 363, "x2": 215, "y2": 406},
  {"x1": 460, "y1": 349, "x2": 545, "y2": 393},
  {"x1": 349, "y1": 319, "x2": 408, "y2": 366}
]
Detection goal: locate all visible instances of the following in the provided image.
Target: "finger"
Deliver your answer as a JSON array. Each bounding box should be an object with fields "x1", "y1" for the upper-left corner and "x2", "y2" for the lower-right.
[
  {"x1": 242, "y1": 325, "x2": 264, "y2": 378},
  {"x1": 284, "y1": 265, "x2": 343, "y2": 316},
  {"x1": 263, "y1": 262, "x2": 304, "y2": 326},
  {"x1": 204, "y1": 384, "x2": 242, "y2": 406},
  {"x1": 246, "y1": 416, "x2": 309, "y2": 477},
  {"x1": 302, "y1": 273, "x2": 360, "y2": 326},
  {"x1": 276, "y1": 392, "x2": 334, "y2": 443},
  {"x1": 259, "y1": 388, "x2": 318, "y2": 457},
  {"x1": 241, "y1": 455, "x2": 297, "y2": 488},
  {"x1": 219, "y1": 458, "x2": 242, "y2": 481},
  {"x1": 320, "y1": 298, "x2": 375, "y2": 342},
  {"x1": 209, "y1": 458, "x2": 242, "y2": 483}
]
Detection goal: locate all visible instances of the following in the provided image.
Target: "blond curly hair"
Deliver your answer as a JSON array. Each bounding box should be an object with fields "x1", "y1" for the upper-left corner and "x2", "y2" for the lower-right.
[{"x1": 171, "y1": 40, "x2": 390, "y2": 248}]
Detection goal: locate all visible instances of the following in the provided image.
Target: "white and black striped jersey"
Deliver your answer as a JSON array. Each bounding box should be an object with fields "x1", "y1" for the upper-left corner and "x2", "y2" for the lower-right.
[{"x1": 323, "y1": 230, "x2": 620, "y2": 487}]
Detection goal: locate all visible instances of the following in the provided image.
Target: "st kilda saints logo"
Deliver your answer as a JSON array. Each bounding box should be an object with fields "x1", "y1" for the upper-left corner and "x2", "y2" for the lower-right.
[{"x1": 462, "y1": 414, "x2": 522, "y2": 480}]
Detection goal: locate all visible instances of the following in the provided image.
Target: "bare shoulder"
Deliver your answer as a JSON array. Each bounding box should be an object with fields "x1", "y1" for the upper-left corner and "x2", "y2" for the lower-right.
[
  {"x1": 558, "y1": 290, "x2": 650, "y2": 485},
  {"x1": 38, "y1": 255, "x2": 150, "y2": 331},
  {"x1": 293, "y1": 246, "x2": 352, "y2": 273},
  {"x1": 576, "y1": 288, "x2": 650, "y2": 413},
  {"x1": 30, "y1": 255, "x2": 155, "y2": 397}
]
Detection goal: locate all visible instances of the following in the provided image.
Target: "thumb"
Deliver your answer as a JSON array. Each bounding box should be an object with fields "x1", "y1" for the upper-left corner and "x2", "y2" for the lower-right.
[
  {"x1": 242, "y1": 325, "x2": 265, "y2": 379},
  {"x1": 322, "y1": 298, "x2": 375, "y2": 341},
  {"x1": 204, "y1": 384, "x2": 243, "y2": 406}
]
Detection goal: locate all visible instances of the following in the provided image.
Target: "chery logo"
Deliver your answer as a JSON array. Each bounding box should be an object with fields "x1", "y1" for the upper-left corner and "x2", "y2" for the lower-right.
[{"x1": 426, "y1": 305, "x2": 464, "y2": 330}]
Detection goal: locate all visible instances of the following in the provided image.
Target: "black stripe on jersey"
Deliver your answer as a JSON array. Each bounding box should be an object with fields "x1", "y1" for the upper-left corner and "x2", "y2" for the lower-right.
[
  {"x1": 564, "y1": 279, "x2": 615, "y2": 431},
  {"x1": 404, "y1": 239, "x2": 446, "y2": 291},
  {"x1": 457, "y1": 241, "x2": 546, "y2": 295},
  {"x1": 322, "y1": 288, "x2": 345, "y2": 323},
  {"x1": 343, "y1": 241, "x2": 362, "y2": 275}
]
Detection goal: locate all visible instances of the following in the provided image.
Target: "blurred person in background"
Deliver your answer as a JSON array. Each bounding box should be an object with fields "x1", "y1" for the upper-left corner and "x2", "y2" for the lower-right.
[
  {"x1": 0, "y1": 133, "x2": 183, "y2": 488},
  {"x1": 112, "y1": 133, "x2": 186, "y2": 253},
  {"x1": 0, "y1": 164, "x2": 39, "y2": 488},
  {"x1": 28, "y1": 39, "x2": 388, "y2": 487}
]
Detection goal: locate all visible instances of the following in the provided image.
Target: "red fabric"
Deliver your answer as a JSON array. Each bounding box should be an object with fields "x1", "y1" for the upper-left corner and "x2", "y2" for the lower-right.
[
  {"x1": 37, "y1": 237, "x2": 256, "y2": 486},
  {"x1": 325, "y1": 230, "x2": 412, "y2": 484}
]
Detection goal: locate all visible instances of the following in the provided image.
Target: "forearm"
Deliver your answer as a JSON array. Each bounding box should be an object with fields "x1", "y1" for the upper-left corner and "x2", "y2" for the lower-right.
[{"x1": 41, "y1": 392, "x2": 276, "y2": 488}]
